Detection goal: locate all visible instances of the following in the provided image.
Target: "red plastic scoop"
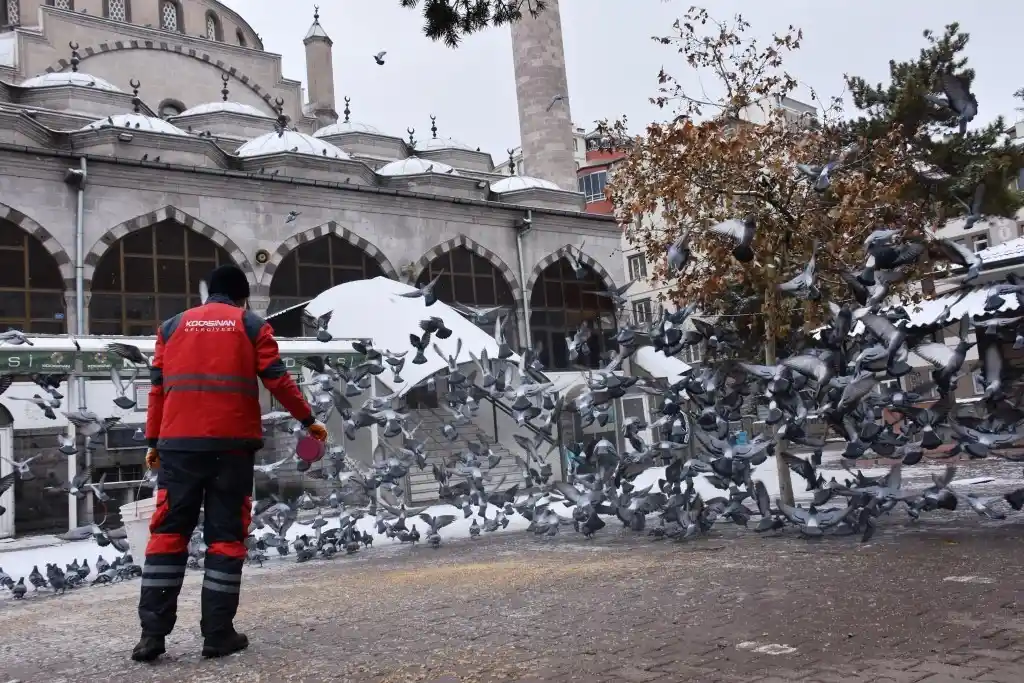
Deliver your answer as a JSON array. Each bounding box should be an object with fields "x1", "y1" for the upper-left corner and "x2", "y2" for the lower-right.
[{"x1": 295, "y1": 435, "x2": 326, "y2": 464}]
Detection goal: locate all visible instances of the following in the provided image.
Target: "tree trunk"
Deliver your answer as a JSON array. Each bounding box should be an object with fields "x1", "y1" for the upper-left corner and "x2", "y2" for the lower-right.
[{"x1": 764, "y1": 262, "x2": 796, "y2": 507}]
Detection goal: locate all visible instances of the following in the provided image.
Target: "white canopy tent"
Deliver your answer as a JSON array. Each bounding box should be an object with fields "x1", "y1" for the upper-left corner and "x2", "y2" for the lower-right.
[{"x1": 301, "y1": 276, "x2": 520, "y2": 395}]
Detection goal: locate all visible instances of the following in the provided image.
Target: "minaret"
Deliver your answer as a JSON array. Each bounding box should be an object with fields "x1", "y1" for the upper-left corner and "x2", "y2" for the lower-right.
[
  {"x1": 510, "y1": 0, "x2": 578, "y2": 191},
  {"x1": 303, "y1": 6, "x2": 338, "y2": 126}
]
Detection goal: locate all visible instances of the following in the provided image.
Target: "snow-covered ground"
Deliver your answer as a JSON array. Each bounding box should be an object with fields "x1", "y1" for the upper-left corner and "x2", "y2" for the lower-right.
[{"x1": 0, "y1": 453, "x2": 1008, "y2": 593}]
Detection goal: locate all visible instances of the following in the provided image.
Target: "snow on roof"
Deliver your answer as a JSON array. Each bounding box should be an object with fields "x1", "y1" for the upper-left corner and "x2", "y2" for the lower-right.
[
  {"x1": 417, "y1": 136, "x2": 475, "y2": 151},
  {"x1": 377, "y1": 157, "x2": 458, "y2": 176},
  {"x1": 80, "y1": 112, "x2": 188, "y2": 135},
  {"x1": 177, "y1": 101, "x2": 272, "y2": 118},
  {"x1": 632, "y1": 346, "x2": 691, "y2": 385},
  {"x1": 490, "y1": 176, "x2": 560, "y2": 193},
  {"x1": 314, "y1": 120, "x2": 384, "y2": 136},
  {"x1": 901, "y1": 285, "x2": 1021, "y2": 328},
  {"x1": 302, "y1": 276, "x2": 519, "y2": 395},
  {"x1": 20, "y1": 71, "x2": 122, "y2": 92},
  {"x1": 236, "y1": 129, "x2": 349, "y2": 158},
  {"x1": 977, "y1": 236, "x2": 1024, "y2": 264}
]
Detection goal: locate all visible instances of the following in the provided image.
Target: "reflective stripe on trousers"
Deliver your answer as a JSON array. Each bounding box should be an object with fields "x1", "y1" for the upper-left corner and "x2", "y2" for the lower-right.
[
  {"x1": 141, "y1": 563, "x2": 186, "y2": 588},
  {"x1": 202, "y1": 568, "x2": 242, "y2": 594}
]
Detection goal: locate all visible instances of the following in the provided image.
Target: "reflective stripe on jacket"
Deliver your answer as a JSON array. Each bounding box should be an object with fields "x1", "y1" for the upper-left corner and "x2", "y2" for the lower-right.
[{"x1": 145, "y1": 294, "x2": 314, "y2": 451}]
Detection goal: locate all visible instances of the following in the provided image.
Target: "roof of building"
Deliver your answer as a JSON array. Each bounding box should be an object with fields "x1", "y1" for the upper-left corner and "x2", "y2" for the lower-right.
[
  {"x1": 313, "y1": 120, "x2": 384, "y2": 136},
  {"x1": 80, "y1": 112, "x2": 188, "y2": 135},
  {"x1": 417, "y1": 136, "x2": 475, "y2": 152},
  {"x1": 177, "y1": 101, "x2": 272, "y2": 118},
  {"x1": 490, "y1": 175, "x2": 560, "y2": 192},
  {"x1": 377, "y1": 157, "x2": 458, "y2": 176},
  {"x1": 20, "y1": 71, "x2": 122, "y2": 92},
  {"x1": 236, "y1": 129, "x2": 349, "y2": 158},
  {"x1": 977, "y1": 236, "x2": 1024, "y2": 265}
]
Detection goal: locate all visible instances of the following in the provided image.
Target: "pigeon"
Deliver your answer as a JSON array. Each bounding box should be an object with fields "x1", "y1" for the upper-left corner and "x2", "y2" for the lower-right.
[
  {"x1": 373, "y1": 51, "x2": 386, "y2": 65},
  {"x1": 709, "y1": 216, "x2": 756, "y2": 262},
  {"x1": 285, "y1": 210, "x2": 301, "y2": 223},
  {"x1": 545, "y1": 94, "x2": 566, "y2": 112}
]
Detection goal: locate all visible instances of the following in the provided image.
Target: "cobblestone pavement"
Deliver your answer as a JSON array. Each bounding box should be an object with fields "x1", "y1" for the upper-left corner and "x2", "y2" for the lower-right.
[{"x1": 1, "y1": 463, "x2": 1022, "y2": 682}]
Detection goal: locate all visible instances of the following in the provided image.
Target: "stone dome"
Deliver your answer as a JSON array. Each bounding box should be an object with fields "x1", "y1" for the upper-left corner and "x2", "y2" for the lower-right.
[
  {"x1": 236, "y1": 129, "x2": 350, "y2": 158},
  {"x1": 490, "y1": 176, "x2": 560, "y2": 192},
  {"x1": 19, "y1": 71, "x2": 122, "y2": 92},
  {"x1": 417, "y1": 136, "x2": 474, "y2": 151},
  {"x1": 314, "y1": 121, "x2": 383, "y2": 136},
  {"x1": 177, "y1": 101, "x2": 272, "y2": 118},
  {"x1": 80, "y1": 113, "x2": 188, "y2": 135},
  {"x1": 377, "y1": 157, "x2": 458, "y2": 176}
]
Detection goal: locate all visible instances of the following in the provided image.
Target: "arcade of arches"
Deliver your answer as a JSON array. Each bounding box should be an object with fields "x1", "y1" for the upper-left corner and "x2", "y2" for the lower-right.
[
  {"x1": 268, "y1": 234, "x2": 387, "y2": 337},
  {"x1": 530, "y1": 259, "x2": 616, "y2": 371},
  {"x1": 0, "y1": 220, "x2": 620, "y2": 367}
]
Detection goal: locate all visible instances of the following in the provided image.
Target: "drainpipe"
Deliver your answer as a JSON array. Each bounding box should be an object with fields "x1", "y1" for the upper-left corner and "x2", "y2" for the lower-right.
[
  {"x1": 515, "y1": 210, "x2": 533, "y2": 348},
  {"x1": 71, "y1": 157, "x2": 87, "y2": 529}
]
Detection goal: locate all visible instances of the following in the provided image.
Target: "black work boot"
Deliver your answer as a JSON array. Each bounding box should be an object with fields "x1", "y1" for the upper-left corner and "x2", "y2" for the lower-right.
[
  {"x1": 202, "y1": 631, "x2": 249, "y2": 658},
  {"x1": 131, "y1": 635, "x2": 166, "y2": 662}
]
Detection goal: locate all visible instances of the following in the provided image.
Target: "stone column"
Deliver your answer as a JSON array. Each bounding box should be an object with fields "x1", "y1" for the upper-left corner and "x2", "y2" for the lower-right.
[{"x1": 510, "y1": 0, "x2": 578, "y2": 191}]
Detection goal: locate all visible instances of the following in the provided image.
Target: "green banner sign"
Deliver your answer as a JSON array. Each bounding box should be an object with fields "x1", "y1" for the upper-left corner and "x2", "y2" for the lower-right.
[
  {"x1": 0, "y1": 349, "x2": 362, "y2": 376},
  {"x1": 0, "y1": 349, "x2": 76, "y2": 373}
]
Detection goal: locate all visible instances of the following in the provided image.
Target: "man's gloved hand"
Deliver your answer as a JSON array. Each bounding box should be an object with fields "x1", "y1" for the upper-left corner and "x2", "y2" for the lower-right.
[
  {"x1": 145, "y1": 448, "x2": 160, "y2": 470},
  {"x1": 307, "y1": 422, "x2": 328, "y2": 442}
]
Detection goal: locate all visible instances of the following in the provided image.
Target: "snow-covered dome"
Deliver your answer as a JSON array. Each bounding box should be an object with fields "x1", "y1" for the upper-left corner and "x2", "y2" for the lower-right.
[
  {"x1": 80, "y1": 113, "x2": 188, "y2": 135},
  {"x1": 19, "y1": 71, "x2": 122, "y2": 92},
  {"x1": 177, "y1": 101, "x2": 272, "y2": 118},
  {"x1": 377, "y1": 157, "x2": 459, "y2": 176},
  {"x1": 314, "y1": 121, "x2": 383, "y2": 136},
  {"x1": 236, "y1": 129, "x2": 350, "y2": 159},
  {"x1": 490, "y1": 175, "x2": 560, "y2": 192},
  {"x1": 418, "y1": 136, "x2": 475, "y2": 151}
]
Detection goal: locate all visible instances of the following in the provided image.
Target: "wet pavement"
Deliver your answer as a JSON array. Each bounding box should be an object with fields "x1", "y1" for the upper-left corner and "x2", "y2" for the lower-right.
[{"x1": 1, "y1": 459, "x2": 1022, "y2": 683}]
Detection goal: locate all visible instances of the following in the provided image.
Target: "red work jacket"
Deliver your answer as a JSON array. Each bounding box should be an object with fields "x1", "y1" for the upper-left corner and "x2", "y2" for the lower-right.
[{"x1": 145, "y1": 295, "x2": 314, "y2": 451}]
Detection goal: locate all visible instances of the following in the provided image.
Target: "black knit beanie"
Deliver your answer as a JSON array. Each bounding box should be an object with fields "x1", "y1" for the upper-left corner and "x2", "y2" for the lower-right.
[{"x1": 207, "y1": 264, "x2": 250, "y2": 302}]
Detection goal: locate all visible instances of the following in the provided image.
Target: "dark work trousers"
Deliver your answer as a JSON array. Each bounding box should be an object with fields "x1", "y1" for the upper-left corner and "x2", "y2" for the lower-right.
[{"x1": 138, "y1": 450, "x2": 254, "y2": 638}]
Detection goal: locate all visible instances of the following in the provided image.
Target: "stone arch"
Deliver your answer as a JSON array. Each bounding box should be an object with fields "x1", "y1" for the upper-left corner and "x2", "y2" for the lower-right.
[
  {"x1": 82, "y1": 205, "x2": 255, "y2": 291},
  {"x1": 410, "y1": 234, "x2": 523, "y2": 304},
  {"x1": 526, "y1": 245, "x2": 617, "y2": 296},
  {"x1": 262, "y1": 221, "x2": 399, "y2": 292},
  {"x1": 0, "y1": 202, "x2": 74, "y2": 289},
  {"x1": 42, "y1": 41, "x2": 281, "y2": 114}
]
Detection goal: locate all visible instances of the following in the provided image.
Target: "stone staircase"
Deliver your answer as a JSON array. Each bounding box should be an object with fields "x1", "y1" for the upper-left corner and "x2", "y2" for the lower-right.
[{"x1": 403, "y1": 406, "x2": 524, "y2": 504}]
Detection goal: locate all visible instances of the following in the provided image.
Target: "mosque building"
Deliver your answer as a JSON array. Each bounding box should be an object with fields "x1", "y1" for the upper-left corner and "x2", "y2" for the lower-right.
[{"x1": 0, "y1": 0, "x2": 626, "y2": 535}]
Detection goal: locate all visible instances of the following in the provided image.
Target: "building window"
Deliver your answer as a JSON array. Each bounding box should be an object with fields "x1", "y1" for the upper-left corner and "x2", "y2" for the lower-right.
[
  {"x1": 205, "y1": 11, "x2": 222, "y2": 40},
  {"x1": 530, "y1": 259, "x2": 616, "y2": 370},
  {"x1": 573, "y1": 138, "x2": 578, "y2": 152},
  {"x1": 681, "y1": 344, "x2": 701, "y2": 364},
  {"x1": 632, "y1": 298, "x2": 652, "y2": 324},
  {"x1": 89, "y1": 220, "x2": 234, "y2": 335},
  {"x1": 972, "y1": 234, "x2": 988, "y2": 253},
  {"x1": 47, "y1": 0, "x2": 74, "y2": 10},
  {"x1": 627, "y1": 254, "x2": 647, "y2": 280},
  {"x1": 415, "y1": 245, "x2": 517, "y2": 336},
  {"x1": 578, "y1": 171, "x2": 608, "y2": 202},
  {"x1": 103, "y1": 0, "x2": 130, "y2": 21},
  {"x1": 876, "y1": 377, "x2": 902, "y2": 395},
  {"x1": 4, "y1": 0, "x2": 19, "y2": 24},
  {"x1": 157, "y1": 98, "x2": 184, "y2": 118},
  {"x1": 0, "y1": 220, "x2": 67, "y2": 334},
  {"x1": 161, "y1": 0, "x2": 181, "y2": 31},
  {"x1": 268, "y1": 235, "x2": 386, "y2": 336},
  {"x1": 972, "y1": 370, "x2": 985, "y2": 395},
  {"x1": 236, "y1": 29, "x2": 247, "y2": 46}
]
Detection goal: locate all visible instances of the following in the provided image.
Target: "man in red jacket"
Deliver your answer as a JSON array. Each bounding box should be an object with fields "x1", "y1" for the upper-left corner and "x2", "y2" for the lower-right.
[{"x1": 133, "y1": 264, "x2": 327, "y2": 663}]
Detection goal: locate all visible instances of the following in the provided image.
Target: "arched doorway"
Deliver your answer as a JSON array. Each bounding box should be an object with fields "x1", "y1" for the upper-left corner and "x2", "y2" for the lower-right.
[
  {"x1": 415, "y1": 245, "x2": 517, "y2": 330},
  {"x1": 529, "y1": 259, "x2": 616, "y2": 370},
  {"x1": 89, "y1": 219, "x2": 234, "y2": 335},
  {"x1": 268, "y1": 234, "x2": 386, "y2": 336},
  {"x1": 0, "y1": 220, "x2": 67, "y2": 333}
]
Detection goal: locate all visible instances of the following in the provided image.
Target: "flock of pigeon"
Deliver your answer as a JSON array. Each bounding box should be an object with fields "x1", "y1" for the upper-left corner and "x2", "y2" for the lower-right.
[{"x1": 1, "y1": 68, "x2": 1022, "y2": 601}]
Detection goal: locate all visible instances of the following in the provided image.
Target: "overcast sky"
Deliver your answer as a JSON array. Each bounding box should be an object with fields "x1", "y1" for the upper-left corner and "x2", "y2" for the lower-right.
[{"x1": 219, "y1": 0, "x2": 1023, "y2": 159}]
